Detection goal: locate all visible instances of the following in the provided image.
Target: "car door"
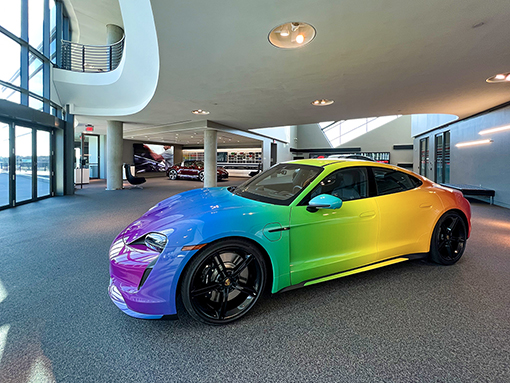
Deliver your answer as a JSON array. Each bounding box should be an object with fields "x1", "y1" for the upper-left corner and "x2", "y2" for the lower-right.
[
  {"x1": 289, "y1": 167, "x2": 380, "y2": 285},
  {"x1": 369, "y1": 166, "x2": 443, "y2": 259}
]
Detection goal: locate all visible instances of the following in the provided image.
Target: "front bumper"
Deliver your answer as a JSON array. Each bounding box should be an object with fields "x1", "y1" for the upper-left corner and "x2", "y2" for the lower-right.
[
  {"x1": 108, "y1": 234, "x2": 197, "y2": 319},
  {"x1": 108, "y1": 280, "x2": 163, "y2": 319}
]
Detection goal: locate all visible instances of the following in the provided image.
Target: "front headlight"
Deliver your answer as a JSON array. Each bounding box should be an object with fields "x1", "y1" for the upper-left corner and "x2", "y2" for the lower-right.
[{"x1": 145, "y1": 232, "x2": 167, "y2": 252}]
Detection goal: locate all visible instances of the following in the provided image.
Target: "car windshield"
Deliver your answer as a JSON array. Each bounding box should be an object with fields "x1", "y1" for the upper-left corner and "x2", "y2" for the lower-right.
[{"x1": 231, "y1": 163, "x2": 323, "y2": 205}]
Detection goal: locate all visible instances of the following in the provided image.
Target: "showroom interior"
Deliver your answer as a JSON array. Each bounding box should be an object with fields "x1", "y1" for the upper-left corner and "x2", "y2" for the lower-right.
[{"x1": 0, "y1": 0, "x2": 509, "y2": 382}]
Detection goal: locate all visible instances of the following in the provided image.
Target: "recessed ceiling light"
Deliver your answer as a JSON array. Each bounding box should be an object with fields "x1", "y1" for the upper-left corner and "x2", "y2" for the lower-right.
[
  {"x1": 311, "y1": 99, "x2": 334, "y2": 106},
  {"x1": 486, "y1": 72, "x2": 510, "y2": 83},
  {"x1": 269, "y1": 22, "x2": 316, "y2": 49},
  {"x1": 192, "y1": 109, "x2": 210, "y2": 115}
]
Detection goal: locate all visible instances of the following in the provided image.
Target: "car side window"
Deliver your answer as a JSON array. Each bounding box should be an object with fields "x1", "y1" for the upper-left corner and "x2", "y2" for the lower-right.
[
  {"x1": 372, "y1": 167, "x2": 422, "y2": 196},
  {"x1": 300, "y1": 167, "x2": 369, "y2": 205}
]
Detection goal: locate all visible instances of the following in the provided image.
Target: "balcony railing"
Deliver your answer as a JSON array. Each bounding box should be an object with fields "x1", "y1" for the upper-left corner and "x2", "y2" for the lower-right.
[{"x1": 60, "y1": 36, "x2": 125, "y2": 73}]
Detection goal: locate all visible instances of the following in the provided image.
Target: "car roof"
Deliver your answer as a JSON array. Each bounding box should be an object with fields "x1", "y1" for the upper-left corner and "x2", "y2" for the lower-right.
[
  {"x1": 285, "y1": 158, "x2": 419, "y2": 176},
  {"x1": 287, "y1": 158, "x2": 379, "y2": 167}
]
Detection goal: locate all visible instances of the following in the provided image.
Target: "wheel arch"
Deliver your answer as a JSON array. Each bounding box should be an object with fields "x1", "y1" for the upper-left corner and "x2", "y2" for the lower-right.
[
  {"x1": 448, "y1": 208, "x2": 469, "y2": 234},
  {"x1": 428, "y1": 208, "x2": 470, "y2": 252},
  {"x1": 174, "y1": 235, "x2": 274, "y2": 299}
]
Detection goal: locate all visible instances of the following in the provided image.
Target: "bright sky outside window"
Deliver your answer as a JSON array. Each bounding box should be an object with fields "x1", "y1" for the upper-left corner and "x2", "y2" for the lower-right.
[
  {"x1": 320, "y1": 116, "x2": 401, "y2": 147},
  {"x1": 0, "y1": 0, "x2": 21, "y2": 37}
]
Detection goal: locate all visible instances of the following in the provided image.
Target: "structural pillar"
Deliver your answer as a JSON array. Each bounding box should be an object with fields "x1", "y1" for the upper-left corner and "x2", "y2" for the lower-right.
[
  {"x1": 204, "y1": 129, "x2": 218, "y2": 188},
  {"x1": 106, "y1": 120, "x2": 123, "y2": 190}
]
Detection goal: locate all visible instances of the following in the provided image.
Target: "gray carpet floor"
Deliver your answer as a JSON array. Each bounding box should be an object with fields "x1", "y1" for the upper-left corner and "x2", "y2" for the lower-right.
[{"x1": 0, "y1": 177, "x2": 508, "y2": 383}]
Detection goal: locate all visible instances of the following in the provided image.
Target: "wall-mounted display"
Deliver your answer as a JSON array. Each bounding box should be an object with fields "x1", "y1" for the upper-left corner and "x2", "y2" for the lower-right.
[{"x1": 133, "y1": 144, "x2": 174, "y2": 173}]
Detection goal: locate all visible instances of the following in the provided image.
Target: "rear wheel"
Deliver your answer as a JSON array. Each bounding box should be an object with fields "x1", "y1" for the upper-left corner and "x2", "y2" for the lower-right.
[
  {"x1": 168, "y1": 170, "x2": 178, "y2": 180},
  {"x1": 180, "y1": 240, "x2": 266, "y2": 325},
  {"x1": 429, "y1": 211, "x2": 467, "y2": 265},
  {"x1": 198, "y1": 171, "x2": 204, "y2": 182}
]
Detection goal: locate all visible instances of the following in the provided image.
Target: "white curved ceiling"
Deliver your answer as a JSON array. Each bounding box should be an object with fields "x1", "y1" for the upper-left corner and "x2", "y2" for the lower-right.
[{"x1": 69, "y1": 0, "x2": 510, "y2": 131}]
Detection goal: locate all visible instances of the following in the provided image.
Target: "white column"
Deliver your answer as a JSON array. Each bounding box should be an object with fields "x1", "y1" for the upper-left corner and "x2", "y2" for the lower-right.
[
  {"x1": 106, "y1": 24, "x2": 124, "y2": 44},
  {"x1": 106, "y1": 120, "x2": 123, "y2": 190},
  {"x1": 204, "y1": 130, "x2": 218, "y2": 188}
]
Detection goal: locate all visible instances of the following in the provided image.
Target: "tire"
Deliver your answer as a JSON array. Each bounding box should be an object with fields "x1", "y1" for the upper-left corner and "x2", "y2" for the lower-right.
[
  {"x1": 180, "y1": 239, "x2": 266, "y2": 325},
  {"x1": 429, "y1": 211, "x2": 467, "y2": 265},
  {"x1": 198, "y1": 171, "x2": 204, "y2": 182},
  {"x1": 168, "y1": 170, "x2": 178, "y2": 180}
]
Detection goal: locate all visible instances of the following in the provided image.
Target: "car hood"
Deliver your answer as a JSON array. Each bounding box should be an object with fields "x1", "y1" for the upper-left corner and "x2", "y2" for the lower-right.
[{"x1": 119, "y1": 187, "x2": 261, "y2": 243}]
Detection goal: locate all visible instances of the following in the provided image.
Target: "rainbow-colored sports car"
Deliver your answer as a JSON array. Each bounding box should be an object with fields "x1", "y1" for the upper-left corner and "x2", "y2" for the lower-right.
[{"x1": 108, "y1": 159, "x2": 471, "y2": 325}]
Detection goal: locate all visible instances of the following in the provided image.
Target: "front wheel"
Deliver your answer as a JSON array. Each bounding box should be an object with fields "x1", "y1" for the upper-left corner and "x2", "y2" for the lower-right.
[
  {"x1": 198, "y1": 171, "x2": 204, "y2": 182},
  {"x1": 429, "y1": 211, "x2": 467, "y2": 265},
  {"x1": 168, "y1": 170, "x2": 178, "y2": 180},
  {"x1": 180, "y1": 240, "x2": 266, "y2": 325}
]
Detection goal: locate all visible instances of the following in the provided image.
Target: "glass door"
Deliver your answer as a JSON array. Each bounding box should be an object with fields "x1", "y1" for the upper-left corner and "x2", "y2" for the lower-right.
[
  {"x1": 0, "y1": 122, "x2": 10, "y2": 207},
  {"x1": 435, "y1": 133, "x2": 443, "y2": 183},
  {"x1": 15, "y1": 126, "x2": 33, "y2": 203},
  {"x1": 37, "y1": 130, "x2": 51, "y2": 197},
  {"x1": 419, "y1": 137, "x2": 429, "y2": 178},
  {"x1": 435, "y1": 131, "x2": 450, "y2": 184},
  {"x1": 82, "y1": 134, "x2": 100, "y2": 179}
]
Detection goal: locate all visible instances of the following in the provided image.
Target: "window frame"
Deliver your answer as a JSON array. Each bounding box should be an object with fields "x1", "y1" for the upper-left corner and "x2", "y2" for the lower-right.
[
  {"x1": 297, "y1": 166, "x2": 372, "y2": 206},
  {"x1": 367, "y1": 166, "x2": 423, "y2": 197}
]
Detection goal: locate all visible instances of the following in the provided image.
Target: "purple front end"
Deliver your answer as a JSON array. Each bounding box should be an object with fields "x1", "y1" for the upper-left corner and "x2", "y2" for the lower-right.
[{"x1": 108, "y1": 192, "x2": 204, "y2": 319}]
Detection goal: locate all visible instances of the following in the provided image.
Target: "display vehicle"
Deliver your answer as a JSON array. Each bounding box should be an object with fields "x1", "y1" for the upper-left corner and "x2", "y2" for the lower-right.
[
  {"x1": 166, "y1": 160, "x2": 229, "y2": 182},
  {"x1": 109, "y1": 159, "x2": 471, "y2": 325}
]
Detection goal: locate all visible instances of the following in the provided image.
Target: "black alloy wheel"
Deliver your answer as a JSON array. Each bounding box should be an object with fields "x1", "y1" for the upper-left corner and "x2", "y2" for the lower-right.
[
  {"x1": 430, "y1": 211, "x2": 467, "y2": 265},
  {"x1": 169, "y1": 169, "x2": 178, "y2": 180},
  {"x1": 180, "y1": 240, "x2": 266, "y2": 325},
  {"x1": 198, "y1": 171, "x2": 204, "y2": 182}
]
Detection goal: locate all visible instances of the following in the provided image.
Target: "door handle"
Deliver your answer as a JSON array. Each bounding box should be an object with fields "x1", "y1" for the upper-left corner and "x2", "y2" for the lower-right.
[
  {"x1": 420, "y1": 203, "x2": 432, "y2": 209},
  {"x1": 359, "y1": 211, "x2": 376, "y2": 218}
]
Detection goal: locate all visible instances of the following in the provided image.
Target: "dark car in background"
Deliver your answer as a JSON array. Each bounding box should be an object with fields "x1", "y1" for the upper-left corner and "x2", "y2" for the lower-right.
[{"x1": 167, "y1": 160, "x2": 229, "y2": 182}]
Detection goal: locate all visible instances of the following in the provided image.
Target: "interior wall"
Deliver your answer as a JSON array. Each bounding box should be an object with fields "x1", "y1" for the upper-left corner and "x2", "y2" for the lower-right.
[
  {"x1": 337, "y1": 115, "x2": 413, "y2": 165},
  {"x1": 414, "y1": 105, "x2": 510, "y2": 208},
  {"x1": 295, "y1": 124, "x2": 331, "y2": 149},
  {"x1": 411, "y1": 114, "x2": 458, "y2": 137}
]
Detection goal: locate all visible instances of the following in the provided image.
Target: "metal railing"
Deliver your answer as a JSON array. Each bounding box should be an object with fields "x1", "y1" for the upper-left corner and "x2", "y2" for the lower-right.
[{"x1": 60, "y1": 36, "x2": 125, "y2": 73}]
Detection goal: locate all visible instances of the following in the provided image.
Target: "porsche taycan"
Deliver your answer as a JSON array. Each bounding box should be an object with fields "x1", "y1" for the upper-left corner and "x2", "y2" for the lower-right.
[{"x1": 109, "y1": 159, "x2": 471, "y2": 325}]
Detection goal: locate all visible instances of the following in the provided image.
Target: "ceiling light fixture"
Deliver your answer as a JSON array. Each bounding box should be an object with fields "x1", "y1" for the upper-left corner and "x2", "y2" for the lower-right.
[
  {"x1": 192, "y1": 109, "x2": 210, "y2": 115},
  {"x1": 269, "y1": 21, "x2": 316, "y2": 49},
  {"x1": 479, "y1": 125, "x2": 510, "y2": 135},
  {"x1": 486, "y1": 72, "x2": 510, "y2": 83},
  {"x1": 456, "y1": 139, "x2": 493, "y2": 148},
  {"x1": 311, "y1": 99, "x2": 334, "y2": 106}
]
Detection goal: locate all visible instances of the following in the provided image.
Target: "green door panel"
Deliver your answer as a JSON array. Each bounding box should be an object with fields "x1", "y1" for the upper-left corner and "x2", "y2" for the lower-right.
[{"x1": 289, "y1": 198, "x2": 380, "y2": 285}]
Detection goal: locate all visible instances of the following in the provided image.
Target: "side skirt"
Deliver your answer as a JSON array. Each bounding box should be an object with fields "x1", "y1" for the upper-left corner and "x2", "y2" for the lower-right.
[{"x1": 278, "y1": 253, "x2": 427, "y2": 293}]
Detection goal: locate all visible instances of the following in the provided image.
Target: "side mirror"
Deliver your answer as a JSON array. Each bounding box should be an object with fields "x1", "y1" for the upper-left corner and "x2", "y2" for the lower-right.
[{"x1": 307, "y1": 194, "x2": 343, "y2": 212}]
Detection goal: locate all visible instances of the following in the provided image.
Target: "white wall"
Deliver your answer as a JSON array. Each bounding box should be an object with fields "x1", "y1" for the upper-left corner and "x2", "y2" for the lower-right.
[
  {"x1": 337, "y1": 115, "x2": 413, "y2": 165},
  {"x1": 295, "y1": 123, "x2": 331, "y2": 149},
  {"x1": 414, "y1": 105, "x2": 510, "y2": 208},
  {"x1": 411, "y1": 114, "x2": 458, "y2": 137}
]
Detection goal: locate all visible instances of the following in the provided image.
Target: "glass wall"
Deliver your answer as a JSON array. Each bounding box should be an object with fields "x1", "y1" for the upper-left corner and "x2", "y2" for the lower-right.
[
  {"x1": 0, "y1": 123, "x2": 9, "y2": 207},
  {"x1": 0, "y1": 0, "x2": 68, "y2": 116},
  {"x1": 0, "y1": 120, "x2": 54, "y2": 209}
]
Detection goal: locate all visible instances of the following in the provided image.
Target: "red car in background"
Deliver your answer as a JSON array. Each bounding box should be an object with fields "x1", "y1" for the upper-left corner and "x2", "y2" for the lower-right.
[{"x1": 166, "y1": 160, "x2": 229, "y2": 182}]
